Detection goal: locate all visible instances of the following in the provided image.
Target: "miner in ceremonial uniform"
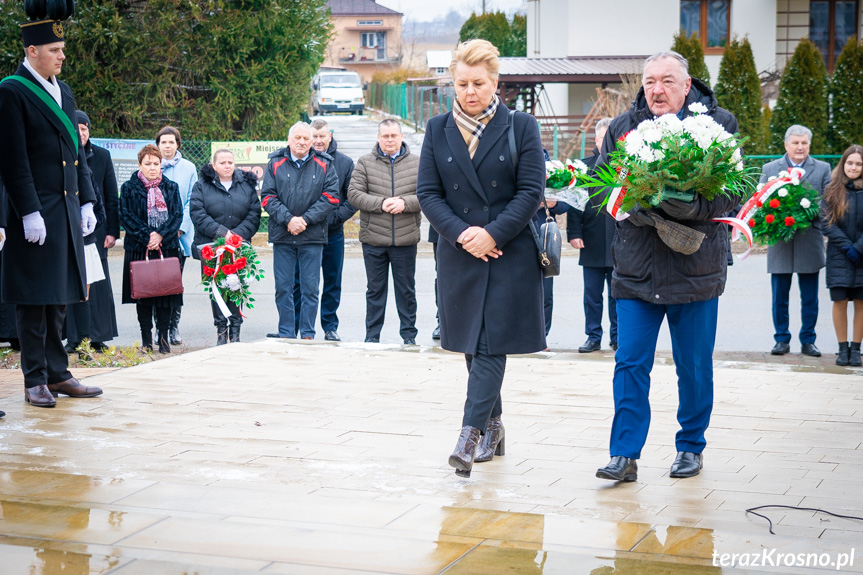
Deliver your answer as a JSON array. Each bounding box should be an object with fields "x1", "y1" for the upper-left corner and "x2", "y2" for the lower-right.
[{"x1": 0, "y1": 0, "x2": 104, "y2": 408}]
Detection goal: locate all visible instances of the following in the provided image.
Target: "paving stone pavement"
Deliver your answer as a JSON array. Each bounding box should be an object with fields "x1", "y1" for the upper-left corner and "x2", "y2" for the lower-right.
[{"x1": 1, "y1": 340, "x2": 861, "y2": 574}]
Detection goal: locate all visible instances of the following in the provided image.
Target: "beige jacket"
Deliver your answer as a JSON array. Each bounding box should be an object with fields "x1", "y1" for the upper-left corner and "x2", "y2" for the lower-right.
[{"x1": 347, "y1": 142, "x2": 421, "y2": 247}]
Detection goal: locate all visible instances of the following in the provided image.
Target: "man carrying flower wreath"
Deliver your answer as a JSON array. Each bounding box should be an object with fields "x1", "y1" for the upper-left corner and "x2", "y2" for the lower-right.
[
  {"x1": 760, "y1": 125, "x2": 830, "y2": 358},
  {"x1": 595, "y1": 51, "x2": 739, "y2": 484}
]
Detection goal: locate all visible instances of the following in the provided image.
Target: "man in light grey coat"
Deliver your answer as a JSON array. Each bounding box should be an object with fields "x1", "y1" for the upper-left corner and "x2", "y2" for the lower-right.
[{"x1": 760, "y1": 125, "x2": 831, "y2": 357}]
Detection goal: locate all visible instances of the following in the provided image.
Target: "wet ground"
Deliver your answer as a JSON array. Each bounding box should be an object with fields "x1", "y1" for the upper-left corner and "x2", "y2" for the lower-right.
[{"x1": 1, "y1": 340, "x2": 861, "y2": 574}]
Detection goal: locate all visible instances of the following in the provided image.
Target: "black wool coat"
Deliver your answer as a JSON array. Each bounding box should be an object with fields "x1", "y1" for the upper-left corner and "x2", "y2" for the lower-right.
[
  {"x1": 417, "y1": 105, "x2": 547, "y2": 356},
  {"x1": 190, "y1": 163, "x2": 262, "y2": 259},
  {"x1": 87, "y1": 142, "x2": 120, "y2": 258},
  {"x1": 0, "y1": 64, "x2": 97, "y2": 305},
  {"x1": 119, "y1": 173, "x2": 182, "y2": 253},
  {"x1": 566, "y1": 150, "x2": 616, "y2": 268}
]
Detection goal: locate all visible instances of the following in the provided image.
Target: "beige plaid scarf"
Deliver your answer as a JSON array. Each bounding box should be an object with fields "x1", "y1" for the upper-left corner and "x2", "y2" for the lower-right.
[{"x1": 453, "y1": 95, "x2": 499, "y2": 159}]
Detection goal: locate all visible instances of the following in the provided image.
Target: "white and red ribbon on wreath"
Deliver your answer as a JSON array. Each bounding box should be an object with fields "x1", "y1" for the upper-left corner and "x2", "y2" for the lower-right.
[
  {"x1": 206, "y1": 231, "x2": 245, "y2": 319},
  {"x1": 606, "y1": 166, "x2": 807, "y2": 260}
]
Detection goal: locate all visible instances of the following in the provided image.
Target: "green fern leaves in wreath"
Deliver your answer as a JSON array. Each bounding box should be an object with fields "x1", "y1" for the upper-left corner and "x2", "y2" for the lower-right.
[{"x1": 747, "y1": 182, "x2": 820, "y2": 246}]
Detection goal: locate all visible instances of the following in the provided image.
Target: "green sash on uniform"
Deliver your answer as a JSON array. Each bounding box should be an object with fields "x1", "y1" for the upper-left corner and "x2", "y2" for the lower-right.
[{"x1": 1, "y1": 75, "x2": 78, "y2": 155}]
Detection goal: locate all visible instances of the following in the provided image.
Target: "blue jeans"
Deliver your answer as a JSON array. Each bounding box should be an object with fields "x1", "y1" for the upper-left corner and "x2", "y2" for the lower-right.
[
  {"x1": 274, "y1": 244, "x2": 323, "y2": 338},
  {"x1": 771, "y1": 272, "x2": 819, "y2": 344},
  {"x1": 609, "y1": 297, "x2": 718, "y2": 459},
  {"x1": 583, "y1": 266, "x2": 617, "y2": 344},
  {"x1": 294, "y1": 230, "x2": 345, "y2": 334}
]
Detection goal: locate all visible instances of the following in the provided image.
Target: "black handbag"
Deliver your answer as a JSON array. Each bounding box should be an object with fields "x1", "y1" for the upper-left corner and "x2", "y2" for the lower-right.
[{"x1": 508, "y1": 109, "x2": 561, "y2": 277}]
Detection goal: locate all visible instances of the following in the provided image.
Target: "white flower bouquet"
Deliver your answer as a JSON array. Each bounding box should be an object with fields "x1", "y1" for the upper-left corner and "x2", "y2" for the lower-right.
[
  {"x1": 582, "y1": 103, "x2": 756, "y2": 215},
  {"x1": 545, "y1": 159, "x2": 590, "y2": 210}
]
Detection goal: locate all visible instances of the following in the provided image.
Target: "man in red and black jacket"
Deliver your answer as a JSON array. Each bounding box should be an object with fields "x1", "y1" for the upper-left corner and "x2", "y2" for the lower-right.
[{"x1": 261, "y1": 122, "x2": 338, "y2": 339}]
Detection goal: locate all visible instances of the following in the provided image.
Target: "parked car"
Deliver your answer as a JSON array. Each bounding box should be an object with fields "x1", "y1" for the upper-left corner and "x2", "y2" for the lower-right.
[{"x1": 310, "y1": 69, "x2": 365, "y2": 115}]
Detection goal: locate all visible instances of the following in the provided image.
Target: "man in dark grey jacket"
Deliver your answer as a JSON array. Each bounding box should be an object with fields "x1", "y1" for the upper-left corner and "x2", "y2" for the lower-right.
[
  {"x1": 261, "y1": 122, "x2": 339, "y2": 339},
  {"x1": 761, "y1": 125, "x2": 830, "y2": 357},
  {"x1": 348, "y1": 119, "x2": 421, "y2": 344},
  {"x1": 595, "y1": 51, "x2": 739, "y2": 484}
]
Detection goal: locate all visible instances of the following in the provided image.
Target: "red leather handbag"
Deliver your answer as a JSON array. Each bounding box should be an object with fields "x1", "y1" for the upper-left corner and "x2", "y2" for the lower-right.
[{"x1": 129, "y1": 249, "x2": 184, "y2": 299}]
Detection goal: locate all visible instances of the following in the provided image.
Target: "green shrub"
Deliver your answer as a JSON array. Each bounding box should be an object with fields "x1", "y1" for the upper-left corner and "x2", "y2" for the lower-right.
[
  {"x1": 715, "y1": 37, "x2": 764, "y2": 153},
  {"x1": 671, "y1": 32, "x2": 710, "y2": 86}
]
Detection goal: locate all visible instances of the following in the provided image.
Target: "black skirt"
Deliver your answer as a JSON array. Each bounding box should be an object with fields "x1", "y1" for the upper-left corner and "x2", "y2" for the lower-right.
[
  {"x1": 122, "y1": 248, "x2": 184, "y2": 307},
  {"x1": 65, "y1": 255, "x2": 119, "y2": 342}
]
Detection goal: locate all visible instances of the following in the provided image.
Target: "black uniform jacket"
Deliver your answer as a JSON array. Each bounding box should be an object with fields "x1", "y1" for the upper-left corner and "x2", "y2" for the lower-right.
[{"x1": 0, "y1": 64, "x2": 96, "y2": 305}]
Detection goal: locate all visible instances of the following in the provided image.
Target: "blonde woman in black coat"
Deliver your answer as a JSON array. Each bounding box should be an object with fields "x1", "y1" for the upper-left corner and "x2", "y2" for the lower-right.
[
  {"x1": 190, "y1": 149, "x2": 261, "y2": 344},
  {"x1": 417, "y1": 40, "x2": 546, "y2": 478}
]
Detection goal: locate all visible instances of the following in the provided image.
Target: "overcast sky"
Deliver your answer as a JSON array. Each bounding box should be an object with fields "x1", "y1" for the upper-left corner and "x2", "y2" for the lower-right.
[{"x1": 375, "y1": 0, "x2": 526, "y2": 22}]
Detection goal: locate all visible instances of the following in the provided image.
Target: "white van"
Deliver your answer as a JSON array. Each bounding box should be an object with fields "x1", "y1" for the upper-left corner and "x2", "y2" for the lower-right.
[{"x1": 311, "y1": 70, "x2": 365, "y2": 115}]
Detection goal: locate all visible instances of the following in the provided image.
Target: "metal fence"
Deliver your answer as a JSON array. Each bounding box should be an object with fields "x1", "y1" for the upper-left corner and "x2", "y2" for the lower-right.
[{"x1": 367, "y1": 82, "x2": 456, "y2": 131}]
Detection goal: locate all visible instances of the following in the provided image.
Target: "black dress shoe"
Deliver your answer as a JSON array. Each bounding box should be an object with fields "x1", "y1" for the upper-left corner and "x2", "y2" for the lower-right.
[
  {"x1": 770, "y1": 341, "x2": 790, "y2": 355},
  {"x1": 64, "y1": 341, "x2": 80, "y2": 353},
  {"x1": 0, "y1": 410, "x2": 5, "y2": 418},
  {"x1": 578, "y1": 339, "x2": 601, "y2": 353},
  {"x1": 90, "y1": 341, "x2": 108, "y2": 352},
  {"x1": 324, "y1": 331, "x2": 341, "y2": 341},
  {"x1": 669, "y1": 451, "x2": 703, "y2": 478},
  {"x1": 610, "y1": 341, "x2": 618, "y2": 351},
  {"x1": 432, "y1": 325, "x2": 441, "y2": 340},
  {"x1": 25, "y1": 385, "x2": 56, "y2": 408},
  {"x1": 801, "y1": 343, "x2": 821, "y2": 357},
  {"x1": 596, "y1": 456, "x2": 637, "y2": 482},
  {"x1": 403, "y1": 338, "x2": 416, "y2": 345},
  {"x1": 364, "y1": 337, "x2": 379, "y2": 343}
]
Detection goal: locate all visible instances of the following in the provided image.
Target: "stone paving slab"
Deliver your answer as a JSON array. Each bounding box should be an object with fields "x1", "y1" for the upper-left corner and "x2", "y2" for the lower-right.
[{"x1": 0, "y1": 340, "x2": 861, "y2": 574}]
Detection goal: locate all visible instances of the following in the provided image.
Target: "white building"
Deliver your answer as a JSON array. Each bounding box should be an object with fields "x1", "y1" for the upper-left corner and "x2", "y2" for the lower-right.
[{"x1": 524, "y1": 0, "x2": 862, "y2": 117}]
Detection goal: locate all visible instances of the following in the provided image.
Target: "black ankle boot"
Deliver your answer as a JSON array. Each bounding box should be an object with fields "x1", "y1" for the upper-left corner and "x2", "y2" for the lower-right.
[
  {"x1": 837, "y1": 342, "x2": 850, "y2": 366},
  {"x1": 474, "y1": 416, "x2": 505, "y2": 463},
  {"x1": 229, "y1": 324, "x2": 240, "y2": 343},
  {"x1": 158, "y1": 330, "x2": 171, "y2": 354},
  {"x1": 850, "y1": 342, "x2": 862, "y2": 366},
  {"x1": 448, "y1": 426, "x2": 481, "y2": 477},
  {"x1": 216, "y1": 326, "x2": 228, "y2": 346},
  {"x1": 141, "y1": 330, "x2": 153, "y2": 352}
]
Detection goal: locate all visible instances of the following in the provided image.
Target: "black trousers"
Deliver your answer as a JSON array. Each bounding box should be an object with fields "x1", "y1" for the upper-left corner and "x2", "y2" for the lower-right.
[
  {"x1": 16, "y1": 304, "x2": 72, "y2": 389},
  {"x1": 362, "y1": 243, "x2": 418, "y2": 340},
  {"x1": 138, "y1": 303, "x2": 172, "y2": 336},
  {"x1": 463, "y1": 326, "x2": 506, "y2": 431}
]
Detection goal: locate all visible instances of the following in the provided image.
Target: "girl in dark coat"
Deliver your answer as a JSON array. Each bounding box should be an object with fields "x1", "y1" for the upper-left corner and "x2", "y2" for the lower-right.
[
  {"x1": 822, "y1": 144, "x2": 863, "y2": 366},
  {"x1": 119, "y1": 144, "x2": 183, "y2": 353},
  {"x1": 190, "y1": 149, "x2": 261, "y2": 344},
  {"x1": 417, "y1": 39, "x2": 546, "y2": 478}
]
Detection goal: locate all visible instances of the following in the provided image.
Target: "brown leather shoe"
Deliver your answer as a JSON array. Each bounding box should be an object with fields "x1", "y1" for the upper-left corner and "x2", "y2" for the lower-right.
[
  {"x1": 25, "y1": 385, "x2": 57, "y2": 407},
  {"x1": 47, "y1": 378, "x2": 103, "y2": 398}
]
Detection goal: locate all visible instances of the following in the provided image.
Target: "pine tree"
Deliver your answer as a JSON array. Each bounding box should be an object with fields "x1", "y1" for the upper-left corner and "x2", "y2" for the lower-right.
[
  {"x1": 671, "y1": 32, "x2": 710, "y2": 86},
  {"x1": 829, "y1": 38, "x2": 863, "y2": 152},
  {"x1": 768, "y1": 38, "x2": 829, "y2": 154},
  {"x1": 458, "y1": 11, "x2": 524, "y2": 57},
  {"x1": 0, "y1": 0, "x2": 332, "y2": 140},
  {"x1": 714, "y1": 38, "x2": 763, "y2": 153}
]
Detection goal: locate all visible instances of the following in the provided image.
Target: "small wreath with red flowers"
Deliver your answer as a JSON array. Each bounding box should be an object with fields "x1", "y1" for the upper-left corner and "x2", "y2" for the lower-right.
[
  {"x1": 200, "y1": 231, "x2": 265, "y2": 309},
  {"x1": 748, "y1": 181, "x2": 820, "y2": 246}
]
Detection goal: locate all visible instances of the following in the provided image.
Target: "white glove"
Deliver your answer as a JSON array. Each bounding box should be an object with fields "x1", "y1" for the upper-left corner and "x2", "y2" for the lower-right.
[
  {"x1": 81, "y1": 202, "x2": 97, "y2": 236},
  {"x1": 22, "y1": 212, "x2": 46, "y2": 245},
  {"x1": 0, "y1": 228, "x2": 5, "y2": 251}
]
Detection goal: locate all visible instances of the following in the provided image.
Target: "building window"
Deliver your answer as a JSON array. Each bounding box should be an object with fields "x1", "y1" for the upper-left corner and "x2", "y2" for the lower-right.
[
  {"x1": 361, "y1": 32, "x2": 387, "y2": 59},
  {"x1": 680, "y1": 0, "x2": 730, "y2": 53},
  {"x1": 357, "y1": 20, "x2": 383, "y2": 26},
  {"x1": 810, "y1": 0, "x2": 859, "y2": 71}
]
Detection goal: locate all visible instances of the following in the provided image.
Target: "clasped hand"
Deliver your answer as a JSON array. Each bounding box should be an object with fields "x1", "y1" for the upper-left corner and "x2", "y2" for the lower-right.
[
  {"x1": 458, "y1": 226, "x2": 501, "y2": 262},
  {"x1": 382, "y1": 197, "x2": 405, "y2": 214},
  {"x1": 288, "y1": 216, "x2": 307, "y2": 235},
  {"x1": 147, "y1": 231, "x2": 162, "y2": 251}
]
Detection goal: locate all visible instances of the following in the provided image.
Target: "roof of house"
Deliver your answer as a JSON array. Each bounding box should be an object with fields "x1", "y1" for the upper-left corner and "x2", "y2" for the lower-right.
[
  {"x1": 326, "y1": 0, "x2": 402, "y2": 16},
  {"x1": 499, "y1": 56, "x2": 648, "y2": 84}
]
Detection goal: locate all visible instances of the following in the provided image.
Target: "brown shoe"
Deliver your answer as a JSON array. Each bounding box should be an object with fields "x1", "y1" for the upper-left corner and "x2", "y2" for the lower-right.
[
  {"x1": 47, "y1": 378, "x2": 103, "y2": 398},
  {"x1": 25, "y1": 385, "x2": 57, "y2": 407}
]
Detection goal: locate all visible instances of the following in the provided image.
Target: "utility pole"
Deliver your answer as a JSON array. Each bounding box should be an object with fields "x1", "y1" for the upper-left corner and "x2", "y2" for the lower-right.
[{"x1": 482, "y1": 0, "x2": 486, "y2": 13}]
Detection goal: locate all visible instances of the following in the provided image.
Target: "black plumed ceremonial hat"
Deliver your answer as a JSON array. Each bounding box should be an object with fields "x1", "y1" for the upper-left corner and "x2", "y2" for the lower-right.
[{"x1": 20, "y1": 0, "x2": 75, "y2": 46}]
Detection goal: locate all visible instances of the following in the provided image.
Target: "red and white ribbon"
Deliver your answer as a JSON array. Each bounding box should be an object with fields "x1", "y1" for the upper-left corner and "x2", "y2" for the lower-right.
[{"x1": 606, "y1": 168, "x2": 630, "y2": 221}]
